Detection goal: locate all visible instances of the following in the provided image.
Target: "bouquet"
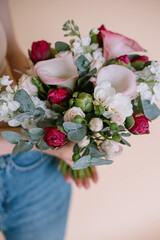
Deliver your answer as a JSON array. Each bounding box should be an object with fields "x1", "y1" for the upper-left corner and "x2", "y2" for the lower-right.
[{"x1": 0, "y1": 20, "x2": 160, "y2": 180}]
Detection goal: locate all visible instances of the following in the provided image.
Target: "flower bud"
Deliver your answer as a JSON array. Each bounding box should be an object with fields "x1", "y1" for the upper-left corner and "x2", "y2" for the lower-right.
[
  {"x1": 131, "y1": 55, "x2": 149, "y2": 71},
  {"x1": 110, "y1": 122, "x2": 119, "y2": 131},
  {"x1": 74, "y1": 115, "x2": 84, "y2": 124},
  {"x1": 78, "y1": 136, "x2": 90, "y2": 148},
  {"x1": 44, "y1": 127, "x2": 67, "y2": 149},
  {"x1": 125, "y1": 113, "x2": 150, "y2": 135},
  {"x1": 112, "y1": 133, "x2": 122, "y2": 142},
  {"x1": 89, "y1": 118, "x2": 103, "y2": 132},
  {"x1": 74, "y1": 92, "x2": 93, "y2": 112},
  {"x1": 47, "y1": 88, "x2": 71, "y2": 105},
  {"x1": 28, "y1": 40, "x2": 52, "y2": 63}
]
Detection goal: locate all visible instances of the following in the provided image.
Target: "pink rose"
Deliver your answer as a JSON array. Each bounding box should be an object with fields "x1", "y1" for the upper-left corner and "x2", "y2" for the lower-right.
[
  {"x1": 29, "y1": 40, "x2": 52, "y2": 63},
  {"x1": 131, "y1": 55, "x2": 149, "y2": 63},
  {"x1": 127, "y1": 113, "x2": 150, "y2": 135},
  {"x1": 116, "y1": 55, "x2": 130, "y2": 64},
  {"x1": 47, "y1": 88, "x2": 71, "y2": 105},
  {"x1": 44, "y1": 127, "x2": 67, "y2": 148},
  {"x1": 98, "y1": 25, "x2": 144, "y2": 61}
]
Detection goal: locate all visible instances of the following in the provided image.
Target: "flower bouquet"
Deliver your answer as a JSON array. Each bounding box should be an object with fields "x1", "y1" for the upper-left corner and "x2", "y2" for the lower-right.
[{"x1": 0, "y1": 20, "x2": 160, "y2": 180}]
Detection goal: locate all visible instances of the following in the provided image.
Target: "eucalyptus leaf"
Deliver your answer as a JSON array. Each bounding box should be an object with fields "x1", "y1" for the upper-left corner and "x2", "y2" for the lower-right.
[
  {"x1": 33, "y1": 107, "x2": 45, "y2": 118},
  {"x1": 89, "y1": 146, "x2": 106, "y2": 158},
  {"x1": 29, "y1": 128, "x2": 45, "y2": 136},
  {"x1": 13, "y1": 112, "x2": 32, "y2": 122},
  {"x1": 91, "y1": 158, "x2": 113, "y2": 166},
  {"x1": 121, "y1": 132, "x2": 131, "y2": 137},
  {"x1": 36, "y1": 139, "x2": 50, "y2": 150},
  {"x1": 66, "y1": 123, "x2": 87, "y2": 143},
  {"x1": 1, "y1": 131, "x2": 22, "y2": 144},
  {"x1": 55, "y1": 41, "x2": 70, "y2": 52},
  {"x1": 14, "y1": 89, "x2": 35, "y2": 113},
  {"x1": 72, "y1": 155, "x2": 91, "y2": 170},
  {"x1": 36, "y1": 118, "x2": 56, "y2": 128},
  {"x1": 73, "y1": 143, "x2": 79, "y2": 154},
  {"x1": 120, "y1": 137, "x2": 131, "y2": 147},
  {"x1": 76, "y1": 55, "x2": 90, "y2": 77},
  {"x1": 63, "y1": 122, "x2": 82, "y2": 132},
  {"x1": 142, "y1": 100, "x2": 160, "y2": 120},
  {"x1": 12, "y1": 140, "x2": 33, "y2": 156}
]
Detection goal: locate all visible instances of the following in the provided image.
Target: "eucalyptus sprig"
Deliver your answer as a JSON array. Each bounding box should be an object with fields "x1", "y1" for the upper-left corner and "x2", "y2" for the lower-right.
[{"x1": 62, "y1": 20, "x2": 81, "y2": 38}]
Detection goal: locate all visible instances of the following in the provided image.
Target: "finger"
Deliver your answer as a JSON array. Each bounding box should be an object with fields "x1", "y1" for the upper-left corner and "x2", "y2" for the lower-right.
[
  {"x1": 82, "y1": 177, "x2": 90, "y2": 189},
  {"x1": 74, "y1": 178, "x2": 83, "y2": 188},
  {"x1": 63, "y1": 173, "x2": 72, "y2": 183},
  {"x1": 90, "y1": 166, "x2": 99, "y2": 183}
]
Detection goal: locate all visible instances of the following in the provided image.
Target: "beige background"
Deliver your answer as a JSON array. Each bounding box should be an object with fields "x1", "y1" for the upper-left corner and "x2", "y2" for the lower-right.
[{"x1": 1, "y1": 0, "x2": 160, "y2": 239}]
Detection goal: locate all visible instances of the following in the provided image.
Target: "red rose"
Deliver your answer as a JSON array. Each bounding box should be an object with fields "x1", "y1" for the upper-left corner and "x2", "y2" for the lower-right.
[
  {"x1": 28, "y1": 40, "x2": 52, "y2": 63},
  {"x1": 44, "y1": 127, "x2": 67, "y2": 148},
  {"x1": 47, "y1": 88, "x2": 71, "y2": 105},
  {"x1": 116, "y1": 55, "x2": 130, "y2": 64},
  {"x1": 129, "y1": 113, "x2": 150, "y2": 134},
  {"x1": 131, "y1": 55, "x2": 149, "y2": 63}
]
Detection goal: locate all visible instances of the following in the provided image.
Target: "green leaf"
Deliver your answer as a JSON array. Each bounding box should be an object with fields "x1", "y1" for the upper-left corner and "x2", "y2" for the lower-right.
[
  {"x1": 36, "y1": 139, "x2": 50, "y2": 150},
  {"x1": 14, "y1": 89, "x2": 35, "y2": 113},
  {"x1": 120, "y1": 137, "x2": 131, "y2": 147},
  {"x1": 91, "y1": 158, "x2": 113, "y2": 166},
  {"x1": 89, "y1": 146, "x2": 106, "y2": 158},
  {"x1": 142, "y1": 100, "x2": 160, "y2": 120},
  {"x1": 1, "y1": 131, "x2": 22, "y2": 144},
  {"x1": 52, "y1": 104, "x2": 67, "y2": 113},
  {"x1": 12, "y1": 140, "x2": 33, "y2": 156},
  {"x1": 76, "y1": 55, "x2": 90, "y2": 77},
  {"x1": 36, "y1": 118, "x2": 56, "y2": 128},
  {"x1": 29, "y1": 128, "x2": 45, "y2": 136},
  {"x1": 121, "y1": 132, "x2": 131, "y2": 137},
  {"x1": 13, "y1": 112, "x2": 32, "y2": 122},
  {"x1": 63, "y1": 122, "x2": 82, "y2": 132},
  {"x1": 125, "y1": 116, "x2": 135, "y2": 130},
  {"x1": 55, "y1": 41, "x2": 70, "y2": 52},
  {"x1": 72, "y1": 155, "x2": 91, "y2": 170},
  {"x1": 94, "y1": 105, "x2": 105, "y2": 115},
  {"x1": 33, "y1": 107, "x2": 45, "y2": 118},
  {"x1": 73, "y1": 143, "x2": 80, "y2": 154}
]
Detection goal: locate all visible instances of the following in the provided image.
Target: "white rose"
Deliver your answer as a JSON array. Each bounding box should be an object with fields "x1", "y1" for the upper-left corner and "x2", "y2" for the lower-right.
[
  {"x1": 78, "y1": 136, "x2": 90, "y2": 148},
  {"x1": 18, "y1": 74, "x2": 38, "y2": 96},
  {"x1": 111, "y1": 112, "x2": 125, "y2": 125},
  {"x1": 101, "y1": 140, "x2": 123, "y2": 159},
  {"x1": 81, "y1": 36, "x2": 91, "y2": 47},
  {"x1": 89, "y1": 118, "x2": 103, "y2": 132},
  {"x1": 94, "y1": 81, "x2": 115, "y2": 107},
  {"x1": 64, "y1": 107, "x2": 85, "y2": 122}
]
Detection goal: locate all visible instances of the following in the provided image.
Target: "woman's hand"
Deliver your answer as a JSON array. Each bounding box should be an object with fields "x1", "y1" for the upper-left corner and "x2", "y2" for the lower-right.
[{"x1": 43, "y1": 142, "x2": 98, "y2": 189}]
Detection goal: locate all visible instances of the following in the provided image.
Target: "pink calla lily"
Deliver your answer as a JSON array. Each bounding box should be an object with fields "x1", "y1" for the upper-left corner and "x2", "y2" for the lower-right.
[
  {"x1": 101, "y1": 29, "x2": 144, "y2": 61},
  {"x1": 34, "y1": 52, "x2": 78, "y2": 90},
  {"x1": 97, "y1": 65, "x2": 137, "y2": 98}
]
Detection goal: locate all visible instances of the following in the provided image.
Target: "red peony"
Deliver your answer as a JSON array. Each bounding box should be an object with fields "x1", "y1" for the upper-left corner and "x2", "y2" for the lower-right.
[
  {"x1": 129, "y1": 113, "x2": 150, "y2": 134},
  {"x1": 47, "y1": 88, "x2": 71, "y2": 105},
  {"x1": 131, "y1": 55, "x2": 149, "y2": 63},
  {"x1": 116, "y1": 55, "x2": 130, "y2": 64},
  {"x1": 44, "y1": 127, "x2": 67, "y2": 148},
  {"x1": 28, "y1": 40, "x2": 52, "y2": 63}
]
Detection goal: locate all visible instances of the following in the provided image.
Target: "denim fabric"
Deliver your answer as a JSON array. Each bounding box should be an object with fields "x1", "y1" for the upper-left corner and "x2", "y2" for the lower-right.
[{"x1": 0, "y1": 151, "x2": 72, "y2": 240}]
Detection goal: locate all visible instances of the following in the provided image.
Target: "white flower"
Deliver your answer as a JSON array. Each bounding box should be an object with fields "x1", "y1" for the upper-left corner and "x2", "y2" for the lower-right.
[
  {"x1": 64, "y1": 107, "x2": 85, "y2": 122},
  {"x1": 153, "y1": 83, "x2": 160, "y2": 101},
  {"x1": 8, "y1": 101, "x2": 20, "y2": 111},
  {"x1": 81, "y1": 36, "x2": 91, "y2": 47},
  {"x1": 72, "y1": 39, "x2": 84, "y2": 55},
  {"x1": 90, "y1": 43, "x2": 99, "y2": 51},
  {"x1": 84, "y1": 53, "x2": 93, "y2": 62},
  {"x1": 0, "y1": 75, "x2": 13, "y2": 86},
  {"x1": 137, "y1": 82, "x2": 152, "y2": 101},
  {"x1": 111, "y1": 112, "x2": 125, "y2": 125},
  {"x1": 93, "y1": 48, "x2": 103, "y2": 60},
  {"x1": 18, "y1": 74, "x2": 38, "y2": 96},
  {"x1": 108, "y1": 93, "x2": 133, "y2": 120},
  {"x1": 91, "y1": 28, "x2": 99, "y2": 34},
  {"x1": 101, "y1": 140, "x2": 123, "y2": 159},
  {"x1": 21, "y1": 119, "x2": 37, "y2": 129},
  {"x1": 89, "y1": 118, "x2": 103, "y2": 132},
  {"x1": 94, "y1": 81, "x2": 115, "y2": 107},
  {"x1": 78, "y1": 136, "x2": 90, "y2": 148}
]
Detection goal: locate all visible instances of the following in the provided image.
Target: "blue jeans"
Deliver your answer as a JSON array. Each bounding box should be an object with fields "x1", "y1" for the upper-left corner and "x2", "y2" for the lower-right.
[{"x1": 0, "y1": 151, "x2": 72, "y2": 240}]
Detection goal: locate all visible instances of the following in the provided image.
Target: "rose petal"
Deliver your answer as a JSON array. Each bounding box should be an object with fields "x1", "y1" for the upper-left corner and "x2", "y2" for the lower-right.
[
  {"x1": 97, "y1": 65, "x2": 137, "y2": 98},
  {"x1": 101, "y1": 29, "x2": 144, "y2": 61},
  {"x1": 34, "y1": 52, "x2": 78, "y2": 89}
]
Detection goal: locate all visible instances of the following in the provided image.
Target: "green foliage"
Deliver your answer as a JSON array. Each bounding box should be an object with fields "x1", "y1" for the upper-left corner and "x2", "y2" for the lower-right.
[
  {"x1": 55, "y1": 41, "x2": 70, "y2": 52},
  {"x1": 36, "y1": 118, "x2": 56, "y2": 128},
  {"x1": 63, "y1": 122, "x2": 87, "y2": 143},
  {"x1": 76, "y1": 55, "x2": 90, "y2": 77},
  {"x1": 142, "y1": 100, "x2": 160, "y2": 120},
  {"x1": 14, "y1": 89, "x2": 34, "y2": 113},
  {"x1": 62, "y1": 20, "x2": 81, "y2": 38},
  {"x1": 94, "y1": 105, "x2": 105, "y2": 115},
  {"x1": 1, "y1": 131, "x2": 22, "y2": 144},
  {"x1": 125, "y1": 116, "x2": 135, "y2": 130}
]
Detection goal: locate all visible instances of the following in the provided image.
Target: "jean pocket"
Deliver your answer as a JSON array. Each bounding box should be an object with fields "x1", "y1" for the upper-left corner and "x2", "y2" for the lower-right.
[{"x1": 9, "y1": 151, "x2": 56, "y2": 171}]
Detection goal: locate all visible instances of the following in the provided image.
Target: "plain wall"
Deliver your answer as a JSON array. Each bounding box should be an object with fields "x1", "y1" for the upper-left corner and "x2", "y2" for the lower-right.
[{"x1": 2, "y1": 0, "x2": 160, "y2": 239}]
